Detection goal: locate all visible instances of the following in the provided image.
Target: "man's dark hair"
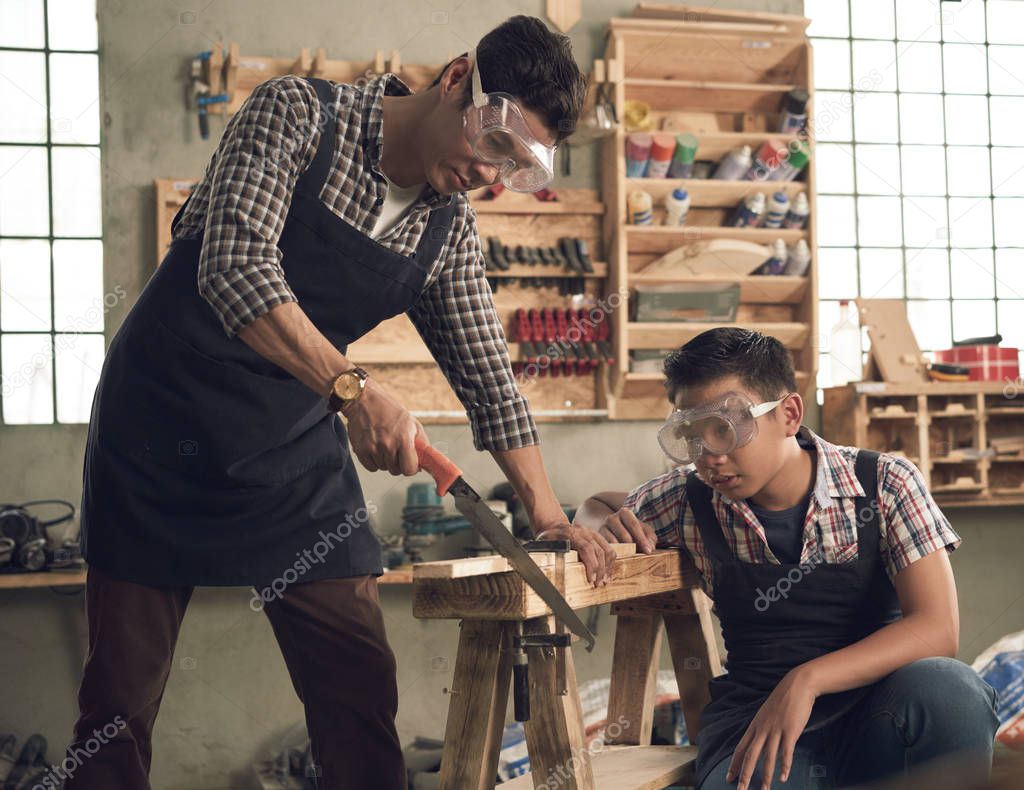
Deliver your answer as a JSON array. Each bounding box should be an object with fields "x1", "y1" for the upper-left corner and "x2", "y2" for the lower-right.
[
  {"x1": 663, "y1": 328, "x2": 798, "y2": 402},
  {"x1": 428, "y1": 15, "x2": 586, "y2": 143}
]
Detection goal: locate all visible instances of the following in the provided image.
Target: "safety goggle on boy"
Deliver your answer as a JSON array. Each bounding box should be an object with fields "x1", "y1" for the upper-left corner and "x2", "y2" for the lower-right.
[
  {"x1": 657, "y1": 392, "x2": 787, "y2": 464},
  {"x1": 463, "y1": 47, "x2": 557, "y2": 192}
]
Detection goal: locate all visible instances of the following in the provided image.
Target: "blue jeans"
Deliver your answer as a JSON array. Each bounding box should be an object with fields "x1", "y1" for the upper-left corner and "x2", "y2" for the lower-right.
[{"x1": 698, "y1": 657, "x2": 1000, "y2": 789}]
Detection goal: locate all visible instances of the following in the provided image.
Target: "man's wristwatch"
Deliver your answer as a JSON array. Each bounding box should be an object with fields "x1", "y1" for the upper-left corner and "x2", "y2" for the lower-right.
[{"x1": 327, "y1": 366, "x2": 369, "y2": 413}]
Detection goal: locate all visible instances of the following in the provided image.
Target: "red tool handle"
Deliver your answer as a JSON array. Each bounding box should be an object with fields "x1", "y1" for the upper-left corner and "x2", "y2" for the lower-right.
[
  {"x1": 542, "y1": 308, "x2": 557, "y2": 344},
  {"x1": 528, "y1": 308, "x2": 544, "y2": 342},
  {"x1": 415, "y1": 437, "x2": 463, "y2": 497},
  {"x1": 514, "y1": 308, "x2": 531, "y2": 342}
]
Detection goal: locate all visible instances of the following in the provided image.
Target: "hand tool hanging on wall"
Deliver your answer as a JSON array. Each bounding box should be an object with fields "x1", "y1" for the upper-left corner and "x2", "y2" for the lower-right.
[{"x1": 191, "y1": 51, "x2": 228, "y2": 139}]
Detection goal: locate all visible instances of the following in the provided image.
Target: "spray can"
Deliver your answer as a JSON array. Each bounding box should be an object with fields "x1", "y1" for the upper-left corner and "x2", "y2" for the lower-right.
[
  {"x1": 712, "y1": 145, "x2": 752, "y2": 180},
  {"x1": 625, "y1": 133, "x2": 653, "y2": 178},
  {"x1": 664, "y1": 188, "x2": 691, "y2": 226},
  {"x1": 783, "y1": 191, "x2": 810, "y2": 229},
  {"x1": 778, "y1": 89, "x2": 809, "y2": 134},
  {"x1": 745, "y1": 139, "x2": 788, "y2": 181},
  {"x1": 770, "y1": 141, "x2": 811, "y2": 181},
  {"x1": 728, "y1": 192, "x2": 765, "y2": 227},
  {"x1": 628, "y1": 190, "x2": 654, "y2": 225},
  {"x1": 784, "y1": 239, "x2": 812, "y2": 276},
  {"x1": 763, "y1": 191, "x2": 790, "y2": 229},
  {"x1": 760, "y1": 239, "x2": 788, "y2": 275},
  {"x1": 667, "y1": 133, "x2": 699, "y2": 179},
  {"x1": 646, "y1": 133, "x2": 676, "y2": 178}
]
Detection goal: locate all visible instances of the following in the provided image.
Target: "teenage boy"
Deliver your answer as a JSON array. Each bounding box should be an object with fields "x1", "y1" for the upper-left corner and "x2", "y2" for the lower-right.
[{"x1": 574, "y1": 327, "x2": 999, "y2": 790}]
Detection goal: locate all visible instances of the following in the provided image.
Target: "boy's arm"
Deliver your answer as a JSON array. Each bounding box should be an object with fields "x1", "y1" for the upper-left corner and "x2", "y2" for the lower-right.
[
  {"x1": 796, "y1": 548, "x2": 958, "y2": 697},
  {"x1": 797, "y1": 455, "x2": 962, "y2": 693},
  {"x1": 574, "y1": 467, "x2": 689, "y2": 554}
]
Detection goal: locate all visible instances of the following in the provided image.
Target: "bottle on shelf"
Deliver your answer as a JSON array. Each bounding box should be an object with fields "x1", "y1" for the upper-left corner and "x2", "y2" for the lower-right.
[
  {"x1": 783, "y1": 191, "x2": 810, "y2": 229},
  {"x1": 645, "y1": 133, "x2": 676, "y2": 178},
  {"x1": 783, "y1": 238, "x2": 811, "y2": 276},
  {"x1": 664, "y1": 188, "x2": 691, "y2": 226},
  {"x1": 778, "y1": 88, "x2": 809, "y2": 134},
  {"x1": 758, "y1": 239, "x2": 788, "y2": 275},
  {"x1": 667, "y1": 133, "x2": 699, "y2": 179},
  {"x1": 712, "y1": 145, "x2": 752, "y2": 180},
  {"x1": 628, "y1": 189, "x2": 654, "y2": 225},
  {"x1": 745, "y1": 139, "x2": 788, "y2": 181},
  {"x1": 625, "y1": 133, "x2": 652, "y2": 178},
  {"x1": 728, "y1": 192, "x2": 765, "y2": 227},
  {"x1": 830, "y1": 300, "x2": 863, "y2": 386},
  {"x1": 763, "y1": 191, "x2": 790, "y2": 229},
  {"x1": 769, "y1": 141, "x2": 810, "y2": 181}
]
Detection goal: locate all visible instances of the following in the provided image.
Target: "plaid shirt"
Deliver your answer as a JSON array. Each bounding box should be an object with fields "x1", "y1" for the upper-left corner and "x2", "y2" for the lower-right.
[
  {"x1": 624, "y1": 427, "x2": 961, "y2": 599},
  {"x1": 173, "y1": 74, "x2": 538, "y2": 451}
]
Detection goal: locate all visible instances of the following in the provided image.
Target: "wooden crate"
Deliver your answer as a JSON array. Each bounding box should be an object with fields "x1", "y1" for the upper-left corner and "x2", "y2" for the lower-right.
[
  {"x1": 600, "y1": 11, "x2": 818, "y2": 419},
  {"x1": 823, "y1": 382, "x2": 1024, "y2": 508}
]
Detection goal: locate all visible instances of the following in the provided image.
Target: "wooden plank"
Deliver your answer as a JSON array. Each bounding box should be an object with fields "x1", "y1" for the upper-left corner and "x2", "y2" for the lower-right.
[
  {"x1": 413, "y1": 550, "x2": 700, "y2": 620},
  {"x1": 499, "y1": 744, "x2": 697, "y2": 790},
  {"x1": 438, "y1": 620, "x2": 513, "y2": 790},
  {"x1": 628, "y1": 321, "x2": 809, "y2": 350},
  {"x1": 629, "y1": 274, "x2": 807, "y2": 304},
  {"x1": 857, "y1": 299, "x2": 928, "y2": 383},
  {"x1": 663, "y1": 589, "x2": 722, "y2": 741},
  {"x1": 0, "y1": 569, "x2": 87, "y2": 589},
  {"x1": 605, "y1": 614, "x2": 662, "y2": 746},
  {"x1": 488, "y1": 263, "x2": 608, "y2": 279},
  {"x1": 626, "y1": 225, "x2": 808, "y2": 250},
  {"x1": 521, "y1": 616, "x2": 593, "y2": 789},
  {"x1": 414, "y1": 543, "x2": 637, "y2": 580},
  {"x1": 631, "y1": 2, "x2": 810, "y2": 33}
]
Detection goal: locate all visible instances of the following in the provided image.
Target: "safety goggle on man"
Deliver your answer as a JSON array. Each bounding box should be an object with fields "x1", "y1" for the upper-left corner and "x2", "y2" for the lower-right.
[
  {"x1": 463, "y1": 46, "x2": 557, "y2": 192},
  {"x1": 657, "y1": 392, "x2": 789, "y2": 464}
]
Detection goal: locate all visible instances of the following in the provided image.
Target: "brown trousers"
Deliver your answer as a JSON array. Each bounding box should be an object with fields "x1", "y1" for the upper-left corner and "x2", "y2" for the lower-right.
[{"x1": 64, "y1": 566, "x2": 405, "y2": 789}]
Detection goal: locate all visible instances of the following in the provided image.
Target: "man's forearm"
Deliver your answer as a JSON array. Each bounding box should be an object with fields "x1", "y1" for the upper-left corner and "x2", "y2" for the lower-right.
[
  {"x1": 490, "y1": 445, "x2": 568, "y2": 535},
  {"x1": 798, "y1": 612, "x2": 958, "y2": 697},
  {"x1": 237, "y1": 301, "x2": 352, "y2": 397}
]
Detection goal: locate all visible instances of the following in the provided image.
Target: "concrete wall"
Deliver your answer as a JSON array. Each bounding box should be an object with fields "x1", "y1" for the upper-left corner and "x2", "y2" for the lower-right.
[{"x1": 1, "y1": 1, "x2": 1022, "y2": 788}]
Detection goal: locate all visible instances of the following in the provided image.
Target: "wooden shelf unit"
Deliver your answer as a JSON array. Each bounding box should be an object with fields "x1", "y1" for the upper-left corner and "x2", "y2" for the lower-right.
[
  {"x1": 600, "y1": 14, "x2": 817, "y2": 420},
  {"x1": 335, "y1": 186, "x2": 612, "y2": 422},
  {"x1": 823, "y1": 382, "x2": 1024, "y2": 508}
]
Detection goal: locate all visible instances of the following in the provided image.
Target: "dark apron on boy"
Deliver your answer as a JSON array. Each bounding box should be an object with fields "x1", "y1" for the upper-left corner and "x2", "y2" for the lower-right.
[
  {"x1": 689, "y1": 450, "x2": 903, "y2": 787},
  {"x1": 81, "y1": 77, "x2": 456, "y2": 588}
]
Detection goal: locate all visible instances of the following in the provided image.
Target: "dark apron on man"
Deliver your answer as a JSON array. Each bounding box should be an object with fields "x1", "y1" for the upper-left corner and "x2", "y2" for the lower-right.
[
  {"x1": 689, "y1": 450, "x2": 903, "y2": 787},
  {"x1": 81, "y1": 77, "x2": 456, "y2": 588}
]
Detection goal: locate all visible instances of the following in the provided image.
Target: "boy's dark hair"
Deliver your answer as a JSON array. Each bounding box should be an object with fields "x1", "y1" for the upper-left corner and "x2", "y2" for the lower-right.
[
  {"x1": 428, "y1": 15, "x2": 586, "y2": 143},
  {"x1": 663, "y1": 328, "x2": 798, "y2": 402}
]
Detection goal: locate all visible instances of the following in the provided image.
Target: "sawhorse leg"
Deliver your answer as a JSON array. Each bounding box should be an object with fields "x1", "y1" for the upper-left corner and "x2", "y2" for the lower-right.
[
  {"x1": 521, "y1": 615, "x2": 593, "y2": 789},
  {"x1": 439, "y1": 619, "x2": 513, "y2": 790},
  {"x1": 606, "y1": 588, "x2": 722, "y2": 746}
]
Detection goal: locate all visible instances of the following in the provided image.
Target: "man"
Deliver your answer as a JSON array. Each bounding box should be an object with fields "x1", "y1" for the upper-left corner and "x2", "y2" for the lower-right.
[
  {"x1": 68, "y1": 16, "x2": 616, "y2": 789},
  {"x1": 574, "y1": 328, "x2": 999, "y2": 790}
]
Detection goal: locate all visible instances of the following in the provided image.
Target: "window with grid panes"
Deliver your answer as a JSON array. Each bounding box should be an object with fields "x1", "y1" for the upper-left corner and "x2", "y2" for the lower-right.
[
  {"x1": 805, "y1": 0, "x2": 1024, "y2": 389},
  {"x1": 0, "y1": 0, "x2": 103, "y2": 424}
]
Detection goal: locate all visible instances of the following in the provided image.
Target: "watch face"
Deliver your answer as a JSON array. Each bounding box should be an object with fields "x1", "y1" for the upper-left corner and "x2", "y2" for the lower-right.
[{"x1": 334, "y1": 373, "x2": 361, "y2": 400}]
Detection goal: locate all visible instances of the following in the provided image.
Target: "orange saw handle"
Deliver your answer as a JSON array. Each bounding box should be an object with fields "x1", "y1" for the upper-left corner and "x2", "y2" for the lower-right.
[{"x1": 415, "y1": 437, "x2": 463, "y2": 497}]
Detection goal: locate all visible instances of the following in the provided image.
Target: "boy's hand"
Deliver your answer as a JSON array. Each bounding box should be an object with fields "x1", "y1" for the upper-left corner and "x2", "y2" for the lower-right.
[
  {"x1": 726, "y1": 667, "x2": 817, "y2": 789},
  {"x1": 598, "y1": 507, "x2": 658, "y2": 554}
]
